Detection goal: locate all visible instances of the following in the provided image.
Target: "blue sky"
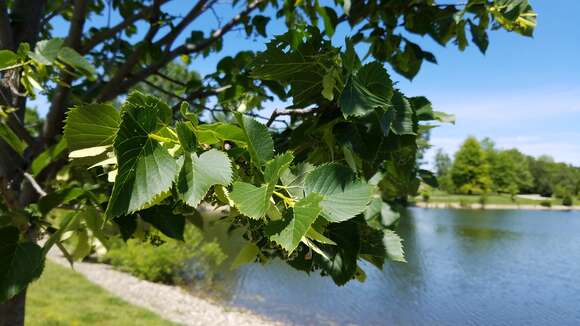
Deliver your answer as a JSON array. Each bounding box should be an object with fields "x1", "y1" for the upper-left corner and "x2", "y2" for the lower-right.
[{"x1": 40, "y1": 1, "x2": 580, "y2": 165}]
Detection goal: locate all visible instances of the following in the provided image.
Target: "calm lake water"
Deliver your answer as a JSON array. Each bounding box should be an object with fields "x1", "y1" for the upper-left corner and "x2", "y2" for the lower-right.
[{"x1": 217, "y1": 208, "x2": 580, "y2": 325}]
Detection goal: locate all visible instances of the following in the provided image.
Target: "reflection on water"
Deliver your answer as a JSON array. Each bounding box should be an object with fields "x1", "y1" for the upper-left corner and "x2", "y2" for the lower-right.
[{"x1": 202, "y1": 208, "x2": 580, "y2": 325}]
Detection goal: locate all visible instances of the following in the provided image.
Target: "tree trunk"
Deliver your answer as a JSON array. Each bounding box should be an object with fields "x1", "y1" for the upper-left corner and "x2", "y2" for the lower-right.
[
  {"x1": 0, "y1": 2, "x2": 46, "y2": 325},
  {"x1": 0, "y1": 290, "x2": 26, "y2": 326}
]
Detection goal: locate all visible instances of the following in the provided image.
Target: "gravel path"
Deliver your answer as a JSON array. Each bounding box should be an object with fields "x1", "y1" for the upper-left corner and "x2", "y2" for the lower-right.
[{"x1": 47, "y1": 250, "x2": 285, "y2": 326}]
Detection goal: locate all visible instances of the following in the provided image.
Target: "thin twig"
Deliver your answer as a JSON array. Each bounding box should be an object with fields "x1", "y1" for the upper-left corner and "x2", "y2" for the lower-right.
[
  {"x1": 266, "y1": 107, "x2": 316, "y2": 127},
  {"x1": 23, "y1": 172, "x2": 47, "y2": 197}
]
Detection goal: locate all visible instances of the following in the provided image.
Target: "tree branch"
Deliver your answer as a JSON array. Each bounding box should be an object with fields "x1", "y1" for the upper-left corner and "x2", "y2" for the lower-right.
[
  {"x1": 80, "y1": 1, "x2": 171, "y2": 54},
  {"x1": 156, "y1": 0, "x2": 217, "y2": 51},
  {"x1": 101, "y1": 0, "x2": 266, "y2": 102},
  {"x1": 22, "y1": 172, "x2": 47, "y2": 197},
  {"x1": 141, "y1": 78, "x2": 188, "y2": 102},
  {"x1": 174, "y1": 0, "x2": 266, "y2": 56},
  {"x1": 40, "y1": 0, "x2": 71, "y2": 26},
  {"x1": 42, "y1": 0, "x2": 89, "y2": 145},
  {"x1": 96, "y1": 0, "x2": 164, "y2": 101},
  {"x1": 266, "y1": 107, "x2": 316, "y2": 127}
]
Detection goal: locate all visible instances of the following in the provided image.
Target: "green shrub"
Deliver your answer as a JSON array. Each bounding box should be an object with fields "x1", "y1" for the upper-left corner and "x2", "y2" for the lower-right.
[
  {"x1": 478, "y1": 195, "x2": 488, "y2": 208},
  {"x1": 459, "y1": 198, "x2": 470, "y2": 208},
  {"x1": 103, "y1": 226, "x2": 226, "y2": 284},
  {"x1": 421, "y1": 191, "x2": 430, "y2": 203},
  {"x1": 539, "y1": 200, "x2": 552, "y2": 208},
  {"x1": 562, "y1": 195, "x2": 573, "y2": 207}
]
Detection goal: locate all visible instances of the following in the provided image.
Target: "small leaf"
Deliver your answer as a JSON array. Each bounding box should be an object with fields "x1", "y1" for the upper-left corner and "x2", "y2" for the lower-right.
[
  {"x1": 57, "y1": 46, "x2": 96, "y2": 78},
  {"x1": 230, "y1": 243, "x2": 259, "y2": 270},
  {"x1": 0, "y1": 122, "x2": 27, "y2": 156},
  {"x1": 177, "y1": 149, "x2": 232, "y2": 207},
  {"x1": 236, "y1": 114, "x2": 273, "y2": 166},
  {"x1": 270, "y1": 193, "x2": 324, "y2": 253},
  {"x1": 264, "y1": 152, "x2": 294, "y2": 185},
  {"x1": 230, "y1": 182, "x2": 270, "y2": 219},
  {"x1": 29, "y1": 39, "x2": 64, "y2": 65},
  {"x1": 0, "y1": 227, "x2": 45, "y2": 302},
  {"x1": 37, "y1": 187, "x2": 85, "y2": 216},
  {"x1": 68, "y1": 145, "x2": 110, "y2": 158},
  {"x1": 383, "y1": 229, "x2": 406, "y2": 262},
  {"x1": 0, "y1": 50, "x2": 18, "y2": 69}
]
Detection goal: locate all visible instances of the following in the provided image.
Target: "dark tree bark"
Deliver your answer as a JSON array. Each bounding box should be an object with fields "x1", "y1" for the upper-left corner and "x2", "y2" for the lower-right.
[{"x1": 0, "y1": 1, "x2": 46, "y2": 325}]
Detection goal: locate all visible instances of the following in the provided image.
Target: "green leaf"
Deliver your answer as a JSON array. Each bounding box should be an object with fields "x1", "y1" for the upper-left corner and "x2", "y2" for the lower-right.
[
  {"x1": 64, "y1": 104, "x2": 120, "y2": 151},
  {"x1": 0, "y1": 122, "x2": 27, "y2": 156},
  {"x1": 38, "y1": 187, "x2": 85, "y2": 216},
  {"x1": 304, "y1": 164, "x2": 372, "y2": 222},
  {"x1": 57, "y1": 46, "x2": 96, "y2": 78},
  {"x1": 434, "y1": 111, "x2": 456, "y2": 124},
  {"x1": 236, "y1": 114, "x2": 273, "y2": 166},
  {"x1": 340, "y1": 62, "x2": 393, "y2": 117},
  {"x1": 231, "y1": 243, "x2": 259, "y2": 270},
  {"x1": 177, "y1": 149, "x2": 232, "y2": 207},
  {"x1": 383, "y1": 229, "x2": 406, "y2": 262},
  {"x1": 106, "y1": 98, "x2": 178, "y2": 217},
  {"x1": 140, "y1": 206, "x2": 185, "y2": 240},
  {"x1": 315, "y1": 220, "x2": 360, "y2": 286},
  {"x1": 391, "y1": 91, "x2": 415, "y2": 135},
  {"x1": 195, "y1": 123, "x2": 246, "y2": 146},
  {"x1": 280, "y1": 162, "x2": 314, "y2": 199},
  {"x1": 29, "y1": 38, "x2": 64, "y2": 65},
  {"x1": 250, "y1": 29, "x2": 340, "y2": 107},
  {"x1": 230, "y1": 182, "x2": 270, "y2": 219},
  {"x1": 0, "y1": 227, "x2": 45, "y2": 302},
  {"x1": 176, "y1": 121, "x2": 197, "y2": 152},
  {"x1": 264, "y1": 152, "x2": 294, "y2": 185},
  {"x1": 0, "y1": 50, "x2": 18, "y2": 69},
  {"x1": 269, "y1": 193, "x2": 323, "y2": 253},
  {"x1": 380, "y1": 203, "x2": 400, "y2": 227},
  {"x1": 30, "y1": 139, "x2": 67, "y2": 176}
]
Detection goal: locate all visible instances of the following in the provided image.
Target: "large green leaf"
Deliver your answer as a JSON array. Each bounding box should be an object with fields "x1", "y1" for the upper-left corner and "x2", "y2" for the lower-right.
[
  {"x1": 340, "y1": 62, "x2": 393, "y2": 117},
  {"x1": 140, "y1": 206, "x2": 185, "y2": 240},
  {"x1": 177, "y1": 149, "x2": 232, "y2": 207},
  {"x1": 236, "y1": 114, "x2": 273, "y2": 166},
  {"x1": 64, "y1": 104, "x2": 120, "y2": 151},
  {"x1": 230, "y1": 182, "x2": 270, "y2": 219},
  {"x1": 315, "y1": 220, "x2": 360, "y2": 286},
  {"x1": 304, "y1": 164, "x2": 372, "y2": 222},
  {"x1": 269, "y1": 193, "x2": 323, "y2": 253},
  {"x1": 106, "y1": 99, "x2": 178, "y2": 217},
  {"x1": 0, "y1": 227, "x2": 45, "y2": 302}
]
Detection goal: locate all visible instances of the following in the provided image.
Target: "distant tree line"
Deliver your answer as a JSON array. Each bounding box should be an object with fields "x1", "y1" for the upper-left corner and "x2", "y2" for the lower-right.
[{"x1": 434, "y1": 137, "x2": 580, "y2": 200}]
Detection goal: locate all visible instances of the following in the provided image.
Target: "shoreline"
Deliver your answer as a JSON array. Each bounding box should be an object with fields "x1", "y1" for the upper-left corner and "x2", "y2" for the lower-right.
[
  {"x1": 413, "y1": 202, "x2": 580, "y2": 211},
  {"x1": 47, "y1": 249, "x2": 285, "y2": 326}
]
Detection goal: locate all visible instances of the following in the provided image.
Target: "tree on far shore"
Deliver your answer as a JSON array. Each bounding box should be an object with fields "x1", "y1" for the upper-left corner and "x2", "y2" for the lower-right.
[{"x1": 450, "y1": 137, "x2": 492, "y2": 194}]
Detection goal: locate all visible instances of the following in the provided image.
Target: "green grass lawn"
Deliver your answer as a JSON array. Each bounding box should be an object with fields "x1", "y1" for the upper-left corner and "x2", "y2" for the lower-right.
[
  {"x1": 416, "y1": 190, "x2": 565, "y2": 206},
  {"x1": 26, "y1": 261, "x2": 176, "y2": 326}
]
